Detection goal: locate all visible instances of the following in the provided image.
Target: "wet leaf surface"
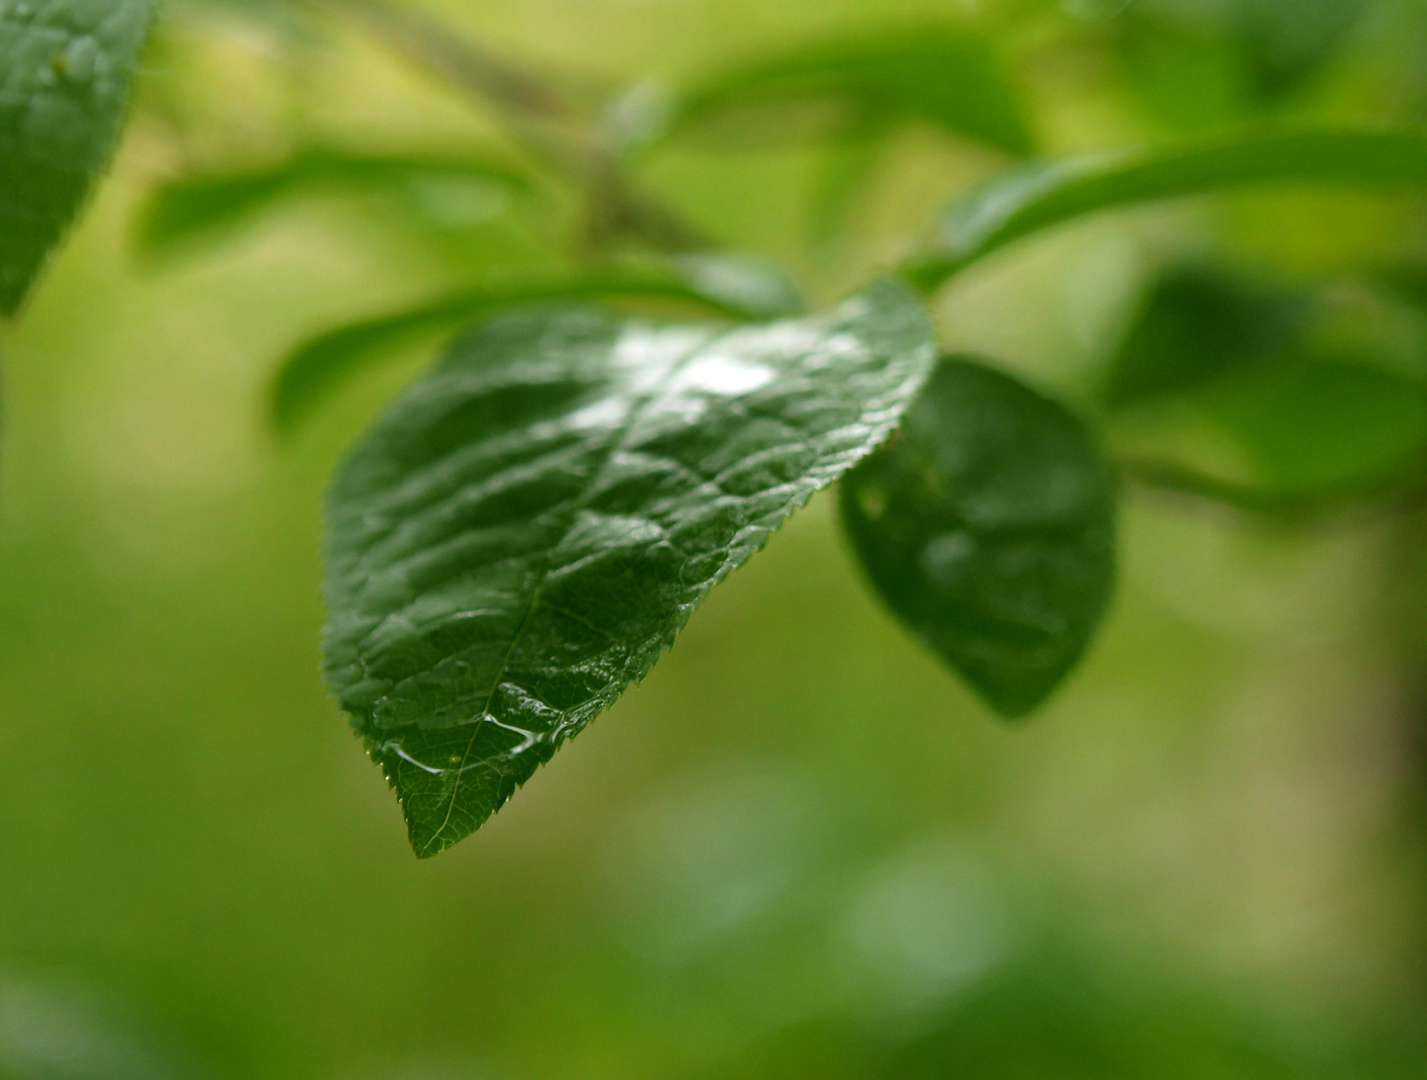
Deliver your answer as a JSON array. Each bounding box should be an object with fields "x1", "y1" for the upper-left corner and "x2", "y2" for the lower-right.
[{"x1": 325, "y1": 279, "x2": 935, "y2": 855}]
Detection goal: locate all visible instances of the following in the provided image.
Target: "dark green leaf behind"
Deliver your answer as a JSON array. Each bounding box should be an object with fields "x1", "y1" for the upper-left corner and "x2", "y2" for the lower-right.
[{"x1": 841, "y1": 357, "x2": 1117, "y2": 718}]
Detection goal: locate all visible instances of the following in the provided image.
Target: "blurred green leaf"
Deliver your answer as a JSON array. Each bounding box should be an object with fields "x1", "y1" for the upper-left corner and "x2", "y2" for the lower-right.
[
  {"x1": 807, "y1": 133, "x2": 886, "y2": 248},
  {"x1": 324, "y1": 279, "x2": 934, "y2": 855},
  {"x1": 1103, "y1": 263, "x2": 1313, "y2": 406},
  {"x1": 840, "y1": 357, "x2": 1117, "y2": 718},
  {"x1": 661, "y1": 251, "x2": 806, "y2": 319},
  {"x1": 1365, "y1": 259, "x2": 1427, "y2": 311},
  {"x1": 271, "y1": 259, "x2": 806, "y2": 437},
  {"x1": 1230, "y1": 0, "x2": 1371, "y2": 96},
  {"x1": 1198, "y1": 355, "x2": 1427, "y2": 492},
  {"x1": 630, "y1": 24, "x2": 1032, "y2": 156},
  {"x1": 135, "y1": 148, "x2": 534, "y2": 255},
  {"x1": 1113, "y1": 0, "x2": 1371, "y2": 108},
  {"x1": 1120, "y1": 351, "x2": 1427, "y2": 520},
  {"x1": 1120, "y1": 456, "x2": 1422, "y2": 520},
  {"x1": 0, "y1": 0, "x2": 153, "y2": 315},
  {"x1": 905, "y1": 129, "x2": 1427, "y2": 293},
  {"x1": 1109, "y1": 9, "x2": 1252, "y2": 132}
]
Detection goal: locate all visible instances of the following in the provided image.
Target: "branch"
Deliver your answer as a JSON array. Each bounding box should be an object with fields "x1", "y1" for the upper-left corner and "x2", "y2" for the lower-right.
[{"x1": 323, "y1": 0, "x2": 709, "y2": 253}]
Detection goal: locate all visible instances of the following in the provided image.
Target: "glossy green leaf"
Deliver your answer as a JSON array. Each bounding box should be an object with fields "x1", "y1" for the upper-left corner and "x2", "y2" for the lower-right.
[
  {"x1": 136, "y1": 147, "x2": 533, "y2": 255},
  {"x1": 324, "y1": 279, "x2": 935, "y2": 855},
  {"x1": 1103, "y1": 263, "x2": 1313, "y2": 406},
  {"x1": 634, "y1": 25, "x2": 1031, "y2": 156},
  {"x1": 904, "y1": 129, "x2": 1427, "y2": 293},
  {"x1": 840, "y1": 357, "x2": 1117, "y2": 718},
  {"x1": 270, "y1": 260, "x2": 805, "y2": 437},
  {"x1": 0, "y1": 0, "x2": 154, "y2": 314}
]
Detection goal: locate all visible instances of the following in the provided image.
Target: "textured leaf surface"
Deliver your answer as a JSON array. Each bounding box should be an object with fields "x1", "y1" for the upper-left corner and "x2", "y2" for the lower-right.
[
  {"x1": 271, "y1": 260, "x2": 805, "y2": 437},
  {"x1": 841, "y1": 357, "x2": 1116, "y2": 718},
  {"x1": 0, "y1": 0, "x2": 152, "y2": 314},
  {"x1": 325, "y1": 279, "x2": 935, "y2": 855},
  {"x1": 904, "y1": 129, "x2": 1427, "y2": 293},
  {"x1": 631, "y1": 25, "x2": 1031, "y2": 156}
]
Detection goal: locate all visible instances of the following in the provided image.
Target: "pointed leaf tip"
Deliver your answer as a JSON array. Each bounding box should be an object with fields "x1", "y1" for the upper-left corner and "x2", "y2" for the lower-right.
[
  {"x1": 1, "y1": 0, "x2": 154, "y2": 315},
  {"x1": 325, "y1": 280, "x2": 936, "y2": 853}
]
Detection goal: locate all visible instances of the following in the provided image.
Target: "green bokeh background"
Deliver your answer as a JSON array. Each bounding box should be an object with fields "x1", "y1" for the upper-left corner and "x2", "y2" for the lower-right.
[{"x1": 3, "y1": 0, "x2": 1427, "y2": 1076}]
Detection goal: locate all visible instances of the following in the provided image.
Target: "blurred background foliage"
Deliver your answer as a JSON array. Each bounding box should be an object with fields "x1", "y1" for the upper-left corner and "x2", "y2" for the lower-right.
[{"x1": 6, "y1": 0, "x2": 1427, "y2": 1075}]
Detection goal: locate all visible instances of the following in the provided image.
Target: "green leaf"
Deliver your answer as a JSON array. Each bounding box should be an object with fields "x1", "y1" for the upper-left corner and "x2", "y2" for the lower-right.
[
  {"x1": 660, "y1": 252, "x2": 806, "y2": 320},
  {"x1": 1230, "y1": 0, "x2": 1371, "y2": 96},
  {"x1": 324, "y1": 278, "x2": 935, "y2": 856},
  {"x1": 1197, "y1": 356, "x2": 1427, "y2": 493},
  {"x1": 904, "y1": 129, "x2": 1427, "y2": 293},
  {"x1": 1103, "y1": 263, "x2": 1313, "y2": 407},
  {"x1": 270, "y1": 261, "x2": 806, "y2": 437},
  {"x1": 1119, "y1": 457, "x2": 1422, "y2": 521},
  {"x1": 1120, "y1": 354, "x2": 1427, "y2": 520},
  {"x1": 840, "y1": 357, "x2": 1117, "y2": 718},
  {"x1": 1113, "y1": 0, "x2": 1371, "y2": 107},
  {"x1": 807, "y1": 133, "x2": 885, "y2": 248},
  {"x1": 135, "y1": 147, "x2": 533, "y2": 255},
  {"x1": 1107, "y1": 9, "x2": 1254, "y2": 133},
  {"x1": 0, "y1": 0, "x2": 154, "y2": 315},
  {"x1": 633, "y1": 24, "x2": 1031, "y2": 156}
]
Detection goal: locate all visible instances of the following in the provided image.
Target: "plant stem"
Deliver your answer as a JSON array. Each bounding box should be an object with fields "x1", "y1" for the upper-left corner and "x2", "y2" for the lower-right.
[{"x1": 323, "y1": 0, "x2": 710, "y2": 254}]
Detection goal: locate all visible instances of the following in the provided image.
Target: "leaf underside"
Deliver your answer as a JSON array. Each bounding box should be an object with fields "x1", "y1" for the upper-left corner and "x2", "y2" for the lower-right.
[
  {"x1": 324, "y1": 279, "x2": 935, "y2": 856},
  {"x1": 0, "y1": 0, "x2": 152, "y2": 315},
  {"x1": 841, "y1": 357, "x2": 1117, "y2": 718}
]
